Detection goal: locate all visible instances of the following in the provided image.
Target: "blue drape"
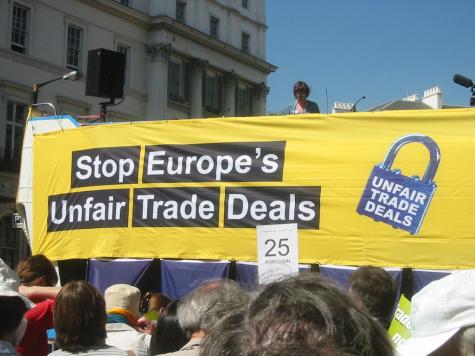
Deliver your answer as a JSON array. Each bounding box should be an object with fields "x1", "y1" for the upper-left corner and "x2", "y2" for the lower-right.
[
  {"x1": 87, "y1": 259, "x2": 153, "y2": 295},
  {"x1": 160, "y1": 260, "x2": 230, "y2": 299}
]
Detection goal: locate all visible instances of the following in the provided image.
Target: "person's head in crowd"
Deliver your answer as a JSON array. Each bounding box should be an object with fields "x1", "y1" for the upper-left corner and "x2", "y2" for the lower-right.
[
  {"x1": 293, "y1": 81, "x2": 310, "y2": 103},
  {"x1": 200, "y1": 304, "x2": 248, "y2": 356},
  {"x1": 397, "y1": 270, "x2": 475, "y2": 356},
  {"x1": 349, "y1": 265, "x2": 397, "y2": 329},
  {"x1": 201, "y1": 273, "x2": 393, "y2": 356},
  {"x1": 292, "y1": 80, "x2": 320, "y2": 114},
  {"x1": 149, "y1": 299, "x2": 188, "y2": 355},
  {"x1": 0, "y1": 259, "x2": 30, "y2": 349},
  {"x1": 140, "y1": 291, "x2": 171, "y2": 317},
  {"x1": 16, "y1": 254, "x2": 58, "y2": 287},
  {"x1": 54, "y1": 281, "x2": 107, "y2": 351},
  {"x1": 105, "y1": 284, "x2": 141, "y2": 326},
  {"x1": 178, "y1": 279, "x2": 250, "y2": 338}
]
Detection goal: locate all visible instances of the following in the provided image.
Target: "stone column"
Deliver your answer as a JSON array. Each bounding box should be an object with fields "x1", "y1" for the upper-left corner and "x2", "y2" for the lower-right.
[
  {"x1": 190, "y1": 59, "x2": 207, "y2": 118},
  {"x1": 223, "y1": 71, "x2": 237, "y2": 117},
  {"x1": 252, "y1": 82, "x2": 270, "y2": 115},
  {"x1": 145, "y1": 43, "x2": 171, "y2": 120}
]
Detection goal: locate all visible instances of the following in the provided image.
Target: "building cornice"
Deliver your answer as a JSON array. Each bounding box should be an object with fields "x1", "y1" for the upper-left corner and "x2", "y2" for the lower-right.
[
  {"x1": 150, "y1": 16, "x2": 277, "y2": 74},
  {"x1": 0, "y1": 79, "x2": 31, "y2": 94},
  {"x1": 208, "y1": 0, "x2": 268, "y2": 29},
  {"x1": 78, "y1": 0, "x2": 151, "y2": 29},
  {"x1": 0, "y1": 48, "x2": 67, "y2": 78}
]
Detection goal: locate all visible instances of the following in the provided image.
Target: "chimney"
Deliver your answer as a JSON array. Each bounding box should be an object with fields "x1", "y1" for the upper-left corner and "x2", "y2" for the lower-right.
[
  {"x1": 402, "y1": 94, "x2": 419, "y2": 102},
  {"x1": 422, "y1": 86, "x2": 443, "y2": 109},
  {"x1": 332, "y1": 102, "x2": 352, "y2": 113}
]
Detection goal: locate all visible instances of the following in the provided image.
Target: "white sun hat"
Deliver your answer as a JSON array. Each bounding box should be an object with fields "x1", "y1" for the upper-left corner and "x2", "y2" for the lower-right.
[
  {"x1": 397, "y1": 269, "x2": 475, "y2": 356},
  {"x1": 0, "y1": 258, "x2": 34, "y2": 309}
]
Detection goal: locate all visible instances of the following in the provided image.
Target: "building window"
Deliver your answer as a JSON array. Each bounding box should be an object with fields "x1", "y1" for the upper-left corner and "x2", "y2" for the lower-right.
[
  {"x1": 241, "y1": 32, "x2": 250, "y2": 53},
  {"x1": 242, "y1": 0, "x2": 248, "y2": 8},
  {"x1": 236, "y1": 85, "x2": 251, "y2": 116},
  {"x1": 176, "y1": 1, "x2": 186, "y2": 23},
  {"x1": 210, "y1": 16, "x2": 219, "y2": 40},
  {"x1": 120, "y1": 0, "x2": 130, "y2": 6},
  {"x1": 11, "y1": 3, "x2": 29, "y2": 54},
  {"x1": 117, "y1": 44, "x2": 130, "y2": 86},
  {"x1": 1, "y1": 101, "x2": 27, "y2": 172},
  {"x1": 168, "y1": 58, "x2": 190, "y2": 102},
  {"x1": 66, "y1": 25, "x2": 82, "y2": 70},
  {"x1": 203, "y1": 71, "x2": 223, "y2": 114}
]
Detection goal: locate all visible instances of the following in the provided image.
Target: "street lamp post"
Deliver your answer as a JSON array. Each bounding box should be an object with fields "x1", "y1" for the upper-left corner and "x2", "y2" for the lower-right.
[{"x1": 32, "y1": 71, "x2": 80, "y2": 104}]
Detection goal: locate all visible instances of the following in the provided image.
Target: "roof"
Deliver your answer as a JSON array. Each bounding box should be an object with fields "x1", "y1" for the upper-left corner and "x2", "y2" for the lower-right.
[{"x1": 368, "y1": 100, "x2": 432, "y2": 112}]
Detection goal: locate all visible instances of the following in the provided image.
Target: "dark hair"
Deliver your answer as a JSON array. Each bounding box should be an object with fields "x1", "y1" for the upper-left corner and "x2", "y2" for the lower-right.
[
  {"x1": 293, "y1": 81, "x2": 310, "y2": 98},
  {"x1": 149, "y1": 300, "x2": 189, "y2": 355},
  {"x1": 201, "y1": 273, "x2": 394, "y2": 356},
  {"x1": 54, "y1": 281, "x2": 107, "y2": 352},
  {"x1": 16, "y1": 254, "x2": 58, "y2": 287},
  {"x1": 140, "y1": 292, "x2": 171, "y2": 314},
  {"x1": 349, "y1": 266, "x2": 397, "y2": 328},
  {"x1": 0, "y1": 296, "x2": 27, "y2": 337}
]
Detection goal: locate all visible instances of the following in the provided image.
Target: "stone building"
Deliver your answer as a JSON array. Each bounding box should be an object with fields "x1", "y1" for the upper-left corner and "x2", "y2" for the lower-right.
[{"x1": 0, "y1": 0, "x2": 276, "y2": 265}]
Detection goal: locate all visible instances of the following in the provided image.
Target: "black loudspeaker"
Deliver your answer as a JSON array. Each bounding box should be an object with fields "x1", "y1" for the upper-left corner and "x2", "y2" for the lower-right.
[{"x1": 85, "y1": 48, "x2": 125, "y2": 99}]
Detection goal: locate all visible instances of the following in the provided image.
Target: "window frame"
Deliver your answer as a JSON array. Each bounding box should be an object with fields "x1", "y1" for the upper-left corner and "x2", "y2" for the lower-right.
[
  {"x1": 116, "y1": 41, "x2": 132, "y2": 87},
  {"x1": 10, "y1": 2, "x2": 31, "y2": 54},
  {"x1": 242, "y1": 0, "x2": 249, "y2": 9},
  {"x1": 167, "y1": 56, "x2": 190, "y2": 103},
  {"x1": 65, "y1": 22, "x2": 85, "y2": 71},
  {"x1": 210, "y1": 16, "x2": 220, "y2": 40},
  {"x1": 241, "y1": 31, "x2": 250, "y2": 53},
  {"x1": 202, "y1": 70, "x2": 223, "y2": 115},
  {"x1": 3, "y1": 100, "x2": 27, "y2": 159},
  {"x1": 176, "y1": 0, "x2": 186, "y2": 23},
  {"x1": 235, "y1": 83, "x2": 252, "y2": 116}
]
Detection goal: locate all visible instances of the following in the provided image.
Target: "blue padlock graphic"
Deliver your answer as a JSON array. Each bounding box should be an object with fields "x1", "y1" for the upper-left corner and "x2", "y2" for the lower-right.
[{"x1": 356, "y1": 134, "x2": 440, "y2": 235}]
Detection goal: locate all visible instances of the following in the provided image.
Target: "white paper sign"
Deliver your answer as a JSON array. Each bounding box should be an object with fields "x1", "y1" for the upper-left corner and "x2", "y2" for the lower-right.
[{"x1": 257, "y1": 223, "x2": 299, "y2": 284}]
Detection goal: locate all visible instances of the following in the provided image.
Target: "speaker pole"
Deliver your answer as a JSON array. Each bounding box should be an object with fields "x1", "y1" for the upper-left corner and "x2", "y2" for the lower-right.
[{"x1": 99, "y1": 98, "x2": 115, "y2": 122}]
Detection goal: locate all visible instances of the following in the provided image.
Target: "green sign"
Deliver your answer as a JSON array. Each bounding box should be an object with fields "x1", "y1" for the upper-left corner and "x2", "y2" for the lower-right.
[{"x1": 388, "y1": 294, "x2": 412, "y2": 347}]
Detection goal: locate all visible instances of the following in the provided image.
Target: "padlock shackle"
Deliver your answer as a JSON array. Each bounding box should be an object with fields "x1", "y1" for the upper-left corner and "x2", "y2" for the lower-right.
[{"x1": 381, "y1": 134, "x2": 440, "y2": 183}]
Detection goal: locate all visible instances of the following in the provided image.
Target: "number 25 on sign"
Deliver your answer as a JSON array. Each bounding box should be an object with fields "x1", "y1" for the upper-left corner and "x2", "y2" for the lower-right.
[{"x1": 257, "y1": 223, "x2": 299, "y2": 284}]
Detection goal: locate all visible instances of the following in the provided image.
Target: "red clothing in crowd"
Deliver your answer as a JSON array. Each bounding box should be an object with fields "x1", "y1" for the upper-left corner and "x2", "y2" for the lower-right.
[{"x1": 17, "y1": 298, "x2": 54, "y2": 356}]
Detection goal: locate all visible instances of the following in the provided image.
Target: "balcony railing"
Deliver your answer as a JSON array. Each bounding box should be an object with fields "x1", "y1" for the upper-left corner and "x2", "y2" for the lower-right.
[{"x1": 0, "y1": 148, "x2": 21, "y2": 173}]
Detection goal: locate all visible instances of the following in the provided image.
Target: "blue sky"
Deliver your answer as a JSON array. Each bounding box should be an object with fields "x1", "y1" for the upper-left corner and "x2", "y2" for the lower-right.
[{"x1": 265, "y1": 0, "x2": 475, "y2": 113}]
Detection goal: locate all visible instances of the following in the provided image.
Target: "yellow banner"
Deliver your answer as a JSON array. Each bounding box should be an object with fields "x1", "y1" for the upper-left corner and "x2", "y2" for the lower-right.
[{"x1": 33, "y1": 109, "x2": 475, "y2": 268}]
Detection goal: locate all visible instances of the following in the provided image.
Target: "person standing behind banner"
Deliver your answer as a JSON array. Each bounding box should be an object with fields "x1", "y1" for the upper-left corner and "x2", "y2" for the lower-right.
[{"x1": 291, "y1": 81, "x2": 320, "y2": 114}]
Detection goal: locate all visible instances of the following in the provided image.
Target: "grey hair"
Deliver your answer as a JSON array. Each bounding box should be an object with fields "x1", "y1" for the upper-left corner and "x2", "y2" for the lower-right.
[
  {"x1": 459, "y1": 326, "x2": 475, "y2": 356},
  {"x1": 177, "y1": 279, "x2": 249, "y2": 336},
  {"x1": 200, "y1": 273, "x2": 394, "y2": 356}
]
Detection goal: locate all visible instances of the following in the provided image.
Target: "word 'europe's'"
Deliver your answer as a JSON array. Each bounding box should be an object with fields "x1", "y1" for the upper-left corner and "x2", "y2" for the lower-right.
[{"x1": 71, "y1": 141, "x2": 286, "y2": 187}]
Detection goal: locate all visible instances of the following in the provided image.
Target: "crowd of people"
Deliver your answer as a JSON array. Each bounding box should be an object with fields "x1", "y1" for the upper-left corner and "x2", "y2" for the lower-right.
[{"x1": 1, "y1": 255, "x2": 475, "y2": 356}]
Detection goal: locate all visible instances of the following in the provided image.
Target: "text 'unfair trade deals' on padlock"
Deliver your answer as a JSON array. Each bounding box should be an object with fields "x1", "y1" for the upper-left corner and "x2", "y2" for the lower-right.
[{"x1": 356, "y1": 134, "x2": 441, "y2": 235}]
